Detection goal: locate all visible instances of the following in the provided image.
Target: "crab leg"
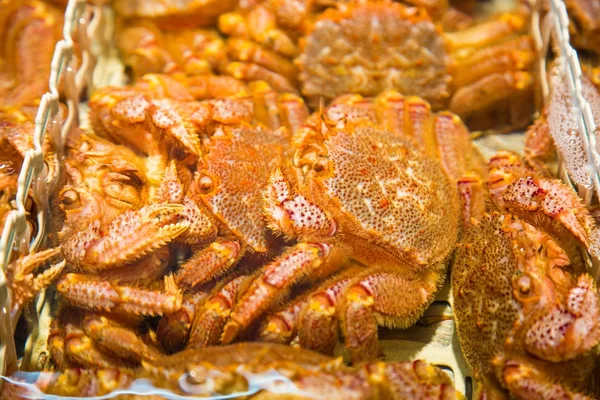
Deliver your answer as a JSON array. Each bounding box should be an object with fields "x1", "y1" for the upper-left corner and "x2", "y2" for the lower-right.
[
  {"x1": 61, "y1": 318, "x2": 136, "y2": 369},
  {"x1": 502, "y1": 360, "x2": 596, "y2": 400},
  {"x1": 457, "y1": 173, "x2": 487, "y2": 226},
  {"x1": 248, "y1": 81, "x2": 308, "y2": 133},
  {"x1": 226, "y1": 38, "x2": 298, "y2": 82},
  {"x1": 221, "y1": 242, "x2": 339, "y2": 344},
  {"x1": 444, "y1": 9, "x2": 528, "y2": 51},
  {"x1": 175, "y1": 241, "x2": 242, "y2": 287},
  {"x1": 83, "y1": 314, "x2": 164, "y2": 363},
  {"x1": 340, "y1": 263, "x2": 447, "y2": 362},
  {"x1": 7, "y1": 247, "x2": 65, "y2": 313},
  {"x1": 295, "y1": 270, "x2": 360, "y2": 355},
  {"x1": 257, "y1": 295, "x2": 309, "y2": 345},
  {"x1": 257, "y1": 267, "x2": 359, "y2": 353},
  {"x1": 187, "y1": 275, "x2": 251, "y2": 348},
  {"x1": 225, "y1": 62, "x2": 297, "y2": 93},
  {"x1": 56, "y1": 274, "x2": 183, "y2": 316},
  {"x1": 449, "y1": 71, "x2": 533, "y2": 118},
  {"x1": 449, "y1": 36, "x2": 535, "y2": 89}
]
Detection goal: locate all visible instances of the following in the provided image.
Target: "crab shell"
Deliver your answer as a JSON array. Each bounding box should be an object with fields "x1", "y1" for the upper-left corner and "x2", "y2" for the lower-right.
[{"x1": 288, "y1": 122, "x2": 460, "y2": 268}]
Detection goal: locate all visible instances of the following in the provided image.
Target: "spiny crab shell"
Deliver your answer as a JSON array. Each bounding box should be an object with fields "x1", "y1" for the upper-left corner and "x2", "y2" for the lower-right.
[{"x1": 287, "y1": 120, "x2": 460, "y2": 267}]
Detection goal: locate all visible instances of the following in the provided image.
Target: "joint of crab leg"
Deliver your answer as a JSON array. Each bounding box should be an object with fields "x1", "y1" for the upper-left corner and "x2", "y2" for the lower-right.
[
  {"x1": 373, "y1": 359, "x2": 459, "y2": 399},
  {"x1": 226, "y1": 38, "x2": 298, "y2": 82},
  {"x1": 150, "y1": 100, "x2": 202, "y2": 156},
  {"x1": 449, "y1": 36, "x2": 535, "y2": 89},
  {"x1": 57, "y1": 273, "x2": 183, "y2": 316},
  {"x1": 525, "y1": 274, "x2": 600, "y2": 362},
  {"x1": 296, "y1": 293, "x2": 339, "y2": 355},
  {"x1": 457, "y1": 173, "x2": 486, "y2": 226},
  {"x1": 225, "y1": 62, "x2": 297, "y2": 93},
  {"x1": 257, "y1": 303, "x2": 302, "y2": 345},
  {"x1": 374, "y1": 90, "x2": 406, "y2": 134},
  {"x1": 176, "y1": 241, "x2": 241, "y2": 287},
  {"x1": 296, "y1": 272, "x2": 357, "y2": 354},
  {"x1": 341, "y1": 283, "x2": 378, "y2": 363},
  {"x1": 222, "y1": 243, "x2": 331, "y2": 344},
  {"x1": 157, "y1": 291, "x2": 208, "y2": 353},
  {"x1": 264, "y1": 169, "x2": 336, "y2": 239},
  {"x1": 187, "y1": 275, "x2": 249, "y2": 349}
]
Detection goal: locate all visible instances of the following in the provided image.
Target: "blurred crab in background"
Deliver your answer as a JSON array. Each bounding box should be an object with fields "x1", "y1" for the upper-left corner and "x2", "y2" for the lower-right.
[
  {"x1": 218, "y1": 0, "x2": 536, "y2": 132},
  {"x1": 452, "y1": 146, "x2": 600, "y2": 398},
  {"x1": 3, "y1": 343, "x2": 463, "y2": 399},
  {"x1": 174, "y1": 90, "x2": 486, "y2": 363},
  {"x1": 112, "y1": 0, "x2": 536, "y2": 132}
]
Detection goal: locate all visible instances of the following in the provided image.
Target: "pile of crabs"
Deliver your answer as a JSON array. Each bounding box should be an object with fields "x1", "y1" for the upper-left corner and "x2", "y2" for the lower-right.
[{"x1": 2, "y1": 0, "x2": 600, "y2": 398}]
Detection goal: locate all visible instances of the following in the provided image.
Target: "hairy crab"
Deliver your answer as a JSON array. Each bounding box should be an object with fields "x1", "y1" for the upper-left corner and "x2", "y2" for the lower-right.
[
  {"x1": 43, "y1": 132, "x2": 193, "y2": 369},
  {"x1": 191, "y1": 91, "x2": 486, "y2": 363},
  {"x1": 151, "y1": 81, "x2": 309, "y2": 351},
  {"x1": 452, "y1": 150, "x2": 599, "y2": 399},
  {"x1": 55, "y1": 132, "x2": 188, "y2": 317},
  {"x1": 3, "y1": 343, "x2": 462, "y2": 399}
]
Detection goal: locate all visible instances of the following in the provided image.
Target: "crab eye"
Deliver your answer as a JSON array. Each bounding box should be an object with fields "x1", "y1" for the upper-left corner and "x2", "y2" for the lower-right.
[
  {"x1": 517, "y1": 275, "x2": 531, "y2": 295},
  {"x1": 513, "y1": 273, "x2": 537, "y2": 302},
  {"x1": 312, "y1": 158, "x2": 329, "y2": 176},
  {"x1": 60, "y1": 189, "x2": 81, "y2": 211},
  {"x1": 198, "y1": 175, "x2": 214, "y2": 194}
]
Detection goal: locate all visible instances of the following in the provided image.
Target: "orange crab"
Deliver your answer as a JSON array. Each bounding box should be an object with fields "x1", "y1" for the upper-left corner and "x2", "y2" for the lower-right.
[
  {"x1": 182, "y1": 91, "x2": 485, "y2": 363},
  {"x1": 218, "y1": 0, "x2": 535, "y2": 131},
  {"x1": 55, "y1": 133, "x2": 188, "y2": 317},
  {"x1": 3, "y1": 343, "x2": 462, "y2": 399},
  {"x1": 452, "y1": 151, "x2": 598, "y2": 399}
]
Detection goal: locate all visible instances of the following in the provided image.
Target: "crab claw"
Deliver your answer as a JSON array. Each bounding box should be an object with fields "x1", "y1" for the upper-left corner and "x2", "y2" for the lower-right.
[
  {"x1": 63, "y1": 203, "x2": 189, "y2": 272},
  {"x1": 7, "y1": 247, "x2": 65, "y2": 314},
  {"x1": 525, "y1": 274, "x2": 600, "y2": 362},
  {"x1": 487, "y1": 151, "x2": 593, "y2": 248}
]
